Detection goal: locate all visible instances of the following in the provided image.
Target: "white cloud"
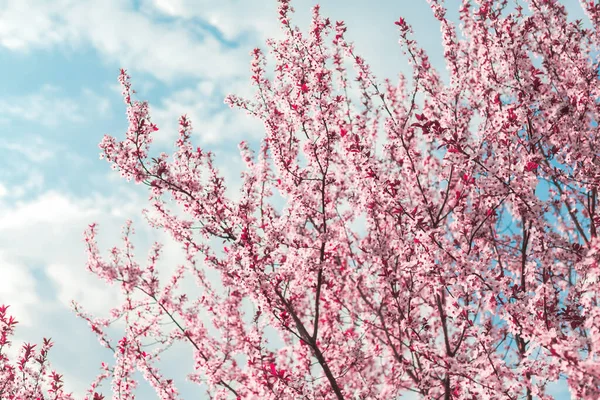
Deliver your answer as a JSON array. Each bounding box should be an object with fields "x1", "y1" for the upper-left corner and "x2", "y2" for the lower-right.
[
  {"x1": 0, "y1": 0, "x2": 76, "y2": 51},
  {"x1": 0, "y1": 168, "x2": 45, "y2": 199},
  {"x1": 0, "y1": 190, "x2": 96, "y2": 230},
  {"x1": 148, "y1": 79, "x2": 265, "y2": 146},
  {"x1": 0, "y1": 0, "x2": 251, "y2": 83},
  {"x1": 46, "y1": 263, "x2": 122, "y2": 316},
  {"x1": 0, "y1": 253, "x2": 40, "y2": 327},
  {"x1": 0, "y1": 135, "x2": 56, "y2": 163},
  {"x1": 0, "y1": 84, "x2": 84, "y2": 127},
  {"x1": 81, "y1": 87, "x2": 112, "y2": 117},
  {"x1": 139, "y1": 0, "x2": 280, "y2": 43},
  {"x1": 0, "y1": 190, "x2": 136, "y2": 313}
]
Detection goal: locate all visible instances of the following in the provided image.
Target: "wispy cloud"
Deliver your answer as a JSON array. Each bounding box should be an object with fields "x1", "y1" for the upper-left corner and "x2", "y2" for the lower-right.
[
  {"x1": 0, "y1": 0, "x2": 76, "y2": 51},
  {"x1": 0, "y1": 135, "x2": 56, "y2": 163},
  {"x1": 138, "y1": 0, "x2": 280, "y2": 43},
  {"x1": 0, "y1": 254, "x2": 40, "y2": 327},
  {"x1": 147, "y1": 79, "x2": 264, "y2": 146},
  {"x1": 0, "y1": 84, "x2": 84, "y2": 127},
  {"x1": 0, "y1": 0, "x2": 252, "y2": 83},
  {"x1": 81, "y1": 87, "x2": 112, "y2": 117}
]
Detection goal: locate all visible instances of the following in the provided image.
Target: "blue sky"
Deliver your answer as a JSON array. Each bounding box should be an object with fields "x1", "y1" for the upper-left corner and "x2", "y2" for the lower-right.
[{"x1": 0, "y1": 0, "x2": 591, "y2": 398}]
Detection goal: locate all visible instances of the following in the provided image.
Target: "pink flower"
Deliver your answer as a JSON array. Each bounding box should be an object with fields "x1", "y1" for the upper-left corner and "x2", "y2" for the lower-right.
[{"x1": 525, "y1": 161, "x2": 539, "y2": 172}]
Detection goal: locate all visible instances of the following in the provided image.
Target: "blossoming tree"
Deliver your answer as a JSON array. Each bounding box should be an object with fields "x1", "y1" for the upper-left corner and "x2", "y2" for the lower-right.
[{"x1": 6, "y1": 0, "x2": 600, "y2": 398}]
